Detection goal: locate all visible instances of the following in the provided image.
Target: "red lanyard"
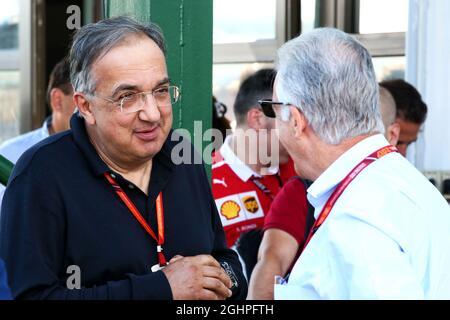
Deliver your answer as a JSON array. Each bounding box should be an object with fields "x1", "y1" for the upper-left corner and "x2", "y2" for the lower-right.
[
  {"x1": 104, "y1": 173, "x2": 167, "y2": 268},
  {"x1": 302, "y1": 145, "x2": 398, "y2": 252}
]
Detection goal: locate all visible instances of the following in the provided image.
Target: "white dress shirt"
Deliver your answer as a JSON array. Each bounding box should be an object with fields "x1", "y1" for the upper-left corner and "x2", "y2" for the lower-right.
[{"x1": 275, "y1": 134, "x2": 450, "y2": 300}]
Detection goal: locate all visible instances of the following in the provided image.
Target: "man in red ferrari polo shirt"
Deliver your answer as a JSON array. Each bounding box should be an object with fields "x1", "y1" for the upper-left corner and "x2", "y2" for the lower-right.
[{"x1": 212, "y1": 69, "x2": 296, "y2": 275}]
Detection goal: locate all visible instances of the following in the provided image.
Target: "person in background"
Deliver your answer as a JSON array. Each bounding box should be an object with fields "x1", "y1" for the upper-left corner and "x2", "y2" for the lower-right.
[
  {"x1": 379, "y1": 85, "x2": 400, "y2": 146},
  {"x1": 265, "y1": 27, "x2": 450, "y2": 299},
  {"x1": 212, "y1": 69, "x2": 296, "y2": 279},
  {"x1": 212, "y1": 96, "x2": 231, "y2": 151},
  {"x1": 380, "y1": 79, "x2": 427, "y2": 157},
  {"x1": 0, "y1": 16, "x2": 246, "y2": 300},
  {"x1": 0, "y1": 59, "x2": 75, "y2": 206},
  {"x1": 0, "y1": 58, "x2": 75, "y2": 164},
  {"x1": 248, "y1": 85, "x2": 404, "y2": 300},
  {"x1": 247, "y1": 177, "x2": 310, "y2": 300}
]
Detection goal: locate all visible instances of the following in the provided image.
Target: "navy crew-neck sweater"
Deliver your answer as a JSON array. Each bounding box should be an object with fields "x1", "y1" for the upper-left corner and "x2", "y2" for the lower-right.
[{"x1": 0, "y1": 114, "x2": 247, "y2": 300}]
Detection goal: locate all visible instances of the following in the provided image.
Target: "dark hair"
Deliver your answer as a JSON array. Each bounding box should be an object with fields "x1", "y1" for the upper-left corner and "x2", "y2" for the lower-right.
[
  {"x1": 380, "y1": 79, "x2": 427, "y2": 124},
  {"x1": 46, "y1": 58, "x2": 72, "y2": 105},
  {"x1": 233, "y1": 68, "x2": 276, "y2": 125},
  {"x1": 213, "y1": 96, "x2": 231, "y2": 140},
  {"x1": 69, "y1": 16, "x2": 166, "y2": 94}
]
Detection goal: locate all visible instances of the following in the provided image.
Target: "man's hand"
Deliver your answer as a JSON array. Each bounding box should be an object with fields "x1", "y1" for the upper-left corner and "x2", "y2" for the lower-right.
[{"x1": 162, "y1": 254, "x2": 233, "y2": 300}]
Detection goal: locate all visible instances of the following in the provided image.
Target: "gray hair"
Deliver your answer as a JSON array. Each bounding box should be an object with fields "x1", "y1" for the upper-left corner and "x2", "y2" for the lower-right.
[
  {"x1": 69, "y1": 16, "x2": 166, "y2": 95},
  {"x1": 275, "y1": 28, "x2": 384, "y2": 145}
]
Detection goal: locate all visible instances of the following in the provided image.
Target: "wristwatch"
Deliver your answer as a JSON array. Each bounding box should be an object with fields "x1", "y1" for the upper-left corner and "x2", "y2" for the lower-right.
[{"x1": 220, "y1": 261, "x2": 238, "y2": 292}]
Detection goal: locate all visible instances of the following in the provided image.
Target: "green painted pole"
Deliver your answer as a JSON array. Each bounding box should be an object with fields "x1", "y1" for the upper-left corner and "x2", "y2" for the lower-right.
[
  {"x1": 0, "y1": 155, "x2": 13, "y2": 187},
  {"x1": 104, "y1": 0, "x2": 152, "y2": 24}
]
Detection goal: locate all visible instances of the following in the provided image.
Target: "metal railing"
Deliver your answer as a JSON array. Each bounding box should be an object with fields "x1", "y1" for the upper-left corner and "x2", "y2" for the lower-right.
[{"x1": 0, "y1": 155, "x2": 13, "y2": 187}]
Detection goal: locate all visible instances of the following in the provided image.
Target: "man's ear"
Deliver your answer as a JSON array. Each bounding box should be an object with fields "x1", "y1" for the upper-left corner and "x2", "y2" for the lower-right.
[
  {"x1": 246, "y1": 107, "x2": 264, "y2": 130},
  {"x1": 73, "y1": 93, "x2": 96, "y2": 125},
  {"x1": 49, "y1": 88, "x2": 62, "y2": 112},
  {"x1": 290, "y1": 106, "x2": 307, "y2": 139},
  {"x1": 388, "y1": 122, "x2": 401, "y2": 146}
]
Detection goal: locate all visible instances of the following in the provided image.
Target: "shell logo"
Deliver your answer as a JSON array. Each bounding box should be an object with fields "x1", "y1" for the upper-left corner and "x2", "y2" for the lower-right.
[
  {"x1": 220, "y1": 200, "x2": 241, "y2": 220},
  {"x1": 242, "y1": 196, "x2": 259, "y2": 213}
]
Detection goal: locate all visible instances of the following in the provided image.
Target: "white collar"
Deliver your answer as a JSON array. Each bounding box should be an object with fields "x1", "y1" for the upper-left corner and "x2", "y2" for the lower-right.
[
  {"x1": 219, "y1": 135, "x2": 279, "y2": 182},
  {"x1": 39, "y1": 116, "x2": 52, "y2": 138},
  {"x1": 307, "y1": 134, "x2": 390, "y2": 217}
]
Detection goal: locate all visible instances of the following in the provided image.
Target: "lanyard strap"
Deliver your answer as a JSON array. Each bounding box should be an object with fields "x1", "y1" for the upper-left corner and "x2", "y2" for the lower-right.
[
  {"x1": 104, "y1": 172, "x2": 167, "y2": 267},
  {"x1": 251, "y1": 175, "x2": 282, "y2": 201},
  {"x1": 302, "y1": 145, "x2": 398, "y2": 252}
]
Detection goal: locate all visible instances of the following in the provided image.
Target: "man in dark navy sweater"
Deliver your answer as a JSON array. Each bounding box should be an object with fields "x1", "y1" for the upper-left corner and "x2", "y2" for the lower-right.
[
  {"x1": 0, "y1": 17, "x2": 246, "y2": 300},
  {"x1": 0, "y1": 258, "x2": 11, "y2": 300}
]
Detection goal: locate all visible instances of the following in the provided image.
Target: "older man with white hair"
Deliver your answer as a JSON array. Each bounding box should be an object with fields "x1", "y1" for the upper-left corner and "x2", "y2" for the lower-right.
[{"x1": 258, "y1": 28, "x2": 450, "y2": 299}]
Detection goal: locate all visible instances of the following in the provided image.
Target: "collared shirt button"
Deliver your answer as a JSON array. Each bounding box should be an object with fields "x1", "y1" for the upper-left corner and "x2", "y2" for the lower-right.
[
  {"x1": 128, "y1": 184, "x2": 134, "y2": 189},
  {"x1": 110, "y1": 173, "x2": 116, "y2": 179}
]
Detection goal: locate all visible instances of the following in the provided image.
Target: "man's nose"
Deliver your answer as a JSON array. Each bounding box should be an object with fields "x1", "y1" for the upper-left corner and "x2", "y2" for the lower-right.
[{"x1": 139, "y1": 93, "x2": 161, "y2": 122}]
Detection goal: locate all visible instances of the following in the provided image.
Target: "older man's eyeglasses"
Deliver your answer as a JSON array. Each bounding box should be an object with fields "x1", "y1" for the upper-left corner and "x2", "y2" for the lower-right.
[
  {"x1": 258, "y1": 99, "x2": 291, "y2": 119},
  {"x1": 94, "y1": 85, "x2": 180, "y2": 114}
]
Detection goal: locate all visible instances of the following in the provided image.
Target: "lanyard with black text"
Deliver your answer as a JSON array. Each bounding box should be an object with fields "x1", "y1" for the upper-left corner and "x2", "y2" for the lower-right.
[
  {"x1": 251, "y1": 174, "x2": 283, "y2": 201},
  {"x1": 104, "y1": 172, "x2": 167, "y2": 271},
  {"x1": 302, "y1": 145, "x2": 398, "y2": 253}
]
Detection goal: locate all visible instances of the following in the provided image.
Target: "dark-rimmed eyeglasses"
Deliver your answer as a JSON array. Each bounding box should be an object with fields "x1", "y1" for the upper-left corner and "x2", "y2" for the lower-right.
[{"x1": 258, "y1": 99, "x2": 291, "y2": 118}]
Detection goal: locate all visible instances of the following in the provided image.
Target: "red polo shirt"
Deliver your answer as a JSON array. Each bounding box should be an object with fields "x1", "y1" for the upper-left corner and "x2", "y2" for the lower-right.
[{"x1": 263, "y1": 177, "x2": 308, "y2": 245}]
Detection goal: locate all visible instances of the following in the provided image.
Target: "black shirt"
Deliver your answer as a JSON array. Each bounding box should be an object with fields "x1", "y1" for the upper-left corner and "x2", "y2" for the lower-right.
[{"x1": 0, "y1": 114, "x2": 247, "y2": 300}]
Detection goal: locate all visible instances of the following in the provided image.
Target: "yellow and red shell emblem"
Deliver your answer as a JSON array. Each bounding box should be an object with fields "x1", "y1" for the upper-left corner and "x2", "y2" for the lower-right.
[
  {"x1": 220, "y1": 200, "x2": 241, "y2": 220},
  {"x1": 242, "y1": 196, "x2": 259, "y2": 213}
]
